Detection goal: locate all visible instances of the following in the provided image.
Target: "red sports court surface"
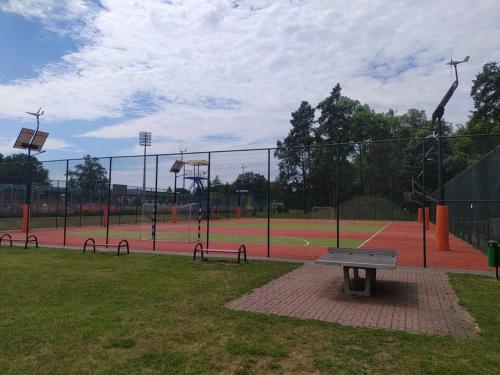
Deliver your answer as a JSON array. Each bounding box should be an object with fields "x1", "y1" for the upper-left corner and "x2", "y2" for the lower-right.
[{"x1": 21, "y1": 218, "x2": 490, "y2": 271}]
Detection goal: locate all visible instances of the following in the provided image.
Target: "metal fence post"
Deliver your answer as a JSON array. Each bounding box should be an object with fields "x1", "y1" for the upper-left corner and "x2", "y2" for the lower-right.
[
  {"x1": 153, "y1": 155, "x2": 159, "y2": 251},
  {"x1": 63, "y1": 160, "x2": 69, "y2": 246},
  {"x1": 267, "y1": 148, "x2": 271, "y2": 257},
  {"x1": 206, "y1": 152, "x2": 211, "y2": 249},
  {"x1": 336, "y1": 144, "x2": 340, "y2": 248},
  {"x1": 105, "y1": 157, "x2": 112, "y2": 248},
  {"x1": 56, "y1": 180, "x2": 60, "y2": 229},
  {"x1": 422, "y1": 139, "x2": 427, "y2": 268}
]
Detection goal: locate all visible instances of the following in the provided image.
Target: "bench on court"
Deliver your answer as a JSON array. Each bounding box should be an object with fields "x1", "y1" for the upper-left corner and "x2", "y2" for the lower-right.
[
  {"x1": 193, "y1": 242, "x2": 247, "y2": 264},
  {"x1": 0, "y1": 233, "x2": 39, "y2": 249},
  {"x1": 315, "y1": 247, "x2": 398, "y2": 297},
  {"x1": 83, "y1": 238, "x2": 130, "y2": 255}
]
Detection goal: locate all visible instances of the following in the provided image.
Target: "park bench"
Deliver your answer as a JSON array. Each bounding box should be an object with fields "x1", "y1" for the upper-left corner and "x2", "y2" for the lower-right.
[
  {"x1": 315, "y1": 247, "x2": 398, "y2": 297},
  {"x1": 0, "y1": 233, "x2": 39, "y2": 249},
  {"x1": 193, "y1": 242, "x2": 247, "y2": 264},
  {"x1": 83, "y1": 238, "x2": 130, "y2": 256}
]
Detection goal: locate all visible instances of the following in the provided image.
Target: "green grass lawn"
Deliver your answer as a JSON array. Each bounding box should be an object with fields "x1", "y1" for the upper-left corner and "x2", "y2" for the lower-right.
[
  {"x1": 1, "y1": 248, "x2": 499, "y2": 374},
  {"x1": 71, "y1": 229, "x2": 364, "y2": 247}
]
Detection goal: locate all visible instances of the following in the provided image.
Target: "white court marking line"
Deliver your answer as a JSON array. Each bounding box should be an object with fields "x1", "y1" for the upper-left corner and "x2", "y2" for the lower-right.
[
  {"x1": 357, "y1": 222, "x2": 392, "y2": 249},
  {"x1": 300, "y1": 239, "x2": 310, "y2": 247},
  {"x1": 280, "y1": 236, "x2": 310, "y2": 247}
]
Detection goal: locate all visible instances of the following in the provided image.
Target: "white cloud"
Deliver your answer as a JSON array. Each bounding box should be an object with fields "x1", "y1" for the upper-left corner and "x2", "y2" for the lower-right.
[
  {"x1": 0, "y1": 0, "x2": 499, "y2": 154},
  {"x1": 0, "y1": 0, "x2": 99, "y2": 36}
]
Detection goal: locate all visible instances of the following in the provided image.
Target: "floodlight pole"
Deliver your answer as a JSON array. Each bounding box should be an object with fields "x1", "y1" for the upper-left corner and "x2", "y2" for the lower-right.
[
  {"x1": 432, "y1": 57, "x2": 468, "y2": 203},
  {"x1": 430, "y1": 56, "x2": 468, "y2": 252},
  {"x1": 139, "y1": 132, "x2": 152, "y2": 202}
]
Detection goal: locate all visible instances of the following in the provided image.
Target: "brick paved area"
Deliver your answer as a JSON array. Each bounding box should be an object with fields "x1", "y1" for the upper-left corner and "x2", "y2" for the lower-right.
[{"x1": 227, "y1": 264, "x2": 478, "y2": 337}]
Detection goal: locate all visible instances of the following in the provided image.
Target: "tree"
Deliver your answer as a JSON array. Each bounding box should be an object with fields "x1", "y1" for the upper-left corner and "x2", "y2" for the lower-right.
[
  {"x1": 316, "y1": 84, "x2": 362, "y2": 145},
  {"x1": 67, "y1": 155, "x2": 108, "y2": 203},
  {"x1": 470, "y1": 61, "x2": 500, "y2": 127},
  {"x1": 0, "y1": 153, "x2": 49, "y2": 185},
  {"x1": 275, "y1": 101, "x2": 315, "y2": 212}
]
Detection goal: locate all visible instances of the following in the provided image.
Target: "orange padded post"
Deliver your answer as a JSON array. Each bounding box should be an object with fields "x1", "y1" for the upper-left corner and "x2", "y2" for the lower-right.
[
  {"x1": 435, "y1": 204, "x2": 449, "y2": 251},
  {"x1": 417, "y1": 208, "x2": 423, "y2": 223},
  {"x1": 424, "y1": 207, "x2": 430, "y2": 230},
  {"x1": 22, "y1": 203, "x2": 30, "y2": 233},
  {"x1": 236, "y1": 207, "x2": 241, "y2": 219},
  {"x1": 172, "y1": 205, "x2": 177, "y2": 223}
]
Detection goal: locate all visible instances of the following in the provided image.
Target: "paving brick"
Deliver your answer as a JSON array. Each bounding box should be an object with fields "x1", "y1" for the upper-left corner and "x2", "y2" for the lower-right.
[{"x1": 227, "y1": 264, "x2": 478, "y2": 337}]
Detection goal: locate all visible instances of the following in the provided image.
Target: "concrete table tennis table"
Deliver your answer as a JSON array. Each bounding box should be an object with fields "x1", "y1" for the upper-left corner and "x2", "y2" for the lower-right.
[{"x1": 315, "y1": 248, "x2": 398, "y2": 296}]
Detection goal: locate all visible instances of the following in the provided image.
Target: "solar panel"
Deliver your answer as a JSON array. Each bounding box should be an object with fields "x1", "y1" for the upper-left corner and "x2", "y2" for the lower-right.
[
  {"x1": 13, "y1": 128, "x2": 35, "y2": 149},
  {"x1": 30, "y1": 131, "x2": 49, "y2": 151},
  {"x1": 170, "y1": 160, "x2": 185, "y2": 173}
]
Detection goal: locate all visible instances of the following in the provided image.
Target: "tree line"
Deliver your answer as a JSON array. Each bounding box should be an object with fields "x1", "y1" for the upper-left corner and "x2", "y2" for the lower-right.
[{"x1": 274, "y1": 62, "x2": 500, "y2": 212}]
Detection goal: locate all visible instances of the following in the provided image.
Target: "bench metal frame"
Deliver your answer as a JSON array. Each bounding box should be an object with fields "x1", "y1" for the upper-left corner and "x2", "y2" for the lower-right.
[
  {"x1": 193, "y1": 242, "x2": 247, "y2": 263},
  {"x1": 0, "y1": 233, "x2": 39, "y2": 249},
  {"x1": 83, "y1": 238, "x2": 130, "y2": 256}
]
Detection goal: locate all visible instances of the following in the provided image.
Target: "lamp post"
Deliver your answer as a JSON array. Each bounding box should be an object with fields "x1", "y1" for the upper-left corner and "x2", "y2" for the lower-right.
[
  {"x1": 13, "y1": 108, "x2": 49, "y2": 238},
  {"x1": 139, "y1": 132, "x2": 152, "y2": 202},
  {"x1": 432, "y1": 56, "x2": 469, "y2": 203},
  {"x1": 431, "y1": 55, "x2": 469, "y2": 251}
]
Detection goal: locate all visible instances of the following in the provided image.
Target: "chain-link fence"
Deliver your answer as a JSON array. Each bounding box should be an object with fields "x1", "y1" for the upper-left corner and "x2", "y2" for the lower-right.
[
  {"x1": 0, "y1": 134, "x2": 497, "y2": 264},
  {"x1": 431, "y1": 143, "x2": 500, "y2": 251}
]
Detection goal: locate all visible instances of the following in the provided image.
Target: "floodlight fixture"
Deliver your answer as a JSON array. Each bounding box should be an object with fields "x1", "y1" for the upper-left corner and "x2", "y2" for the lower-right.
[{"x1": 139, "y1": 131, "x2": 152, "y2": 146}]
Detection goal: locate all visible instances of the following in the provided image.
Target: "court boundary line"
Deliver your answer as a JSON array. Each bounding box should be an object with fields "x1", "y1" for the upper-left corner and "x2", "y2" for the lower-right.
[{"x1": 357, "y1": 222, "x2": 392, "y2": 248}]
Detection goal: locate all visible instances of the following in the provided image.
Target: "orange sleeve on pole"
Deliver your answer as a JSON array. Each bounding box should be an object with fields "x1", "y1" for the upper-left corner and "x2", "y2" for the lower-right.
[
  {"x1": 435, "y1": 204, "x2": 449, "y2": 251},
  {"x1": 236, "y1": 207, "x2": 241, "y2": 219},
  {"x1": 22, "y1": 203, "x2": 30, "y2": 233},
  {"x1": 172, "y1": 205, "x2": 177, "y2": 223},
  {"x1": 417, "y1": 208, "x2": 423, "y2": 223}
]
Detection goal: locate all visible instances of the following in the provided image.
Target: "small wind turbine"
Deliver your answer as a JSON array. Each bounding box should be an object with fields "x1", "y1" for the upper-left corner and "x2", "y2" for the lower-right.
[{"x1": 26, "y1": 108, "x2": 44, "y2": 132}]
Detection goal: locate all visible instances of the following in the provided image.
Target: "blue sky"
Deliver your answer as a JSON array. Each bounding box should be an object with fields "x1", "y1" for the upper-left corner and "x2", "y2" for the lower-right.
[{"x1": 0, "y1": 0, "x2": 499, "y2": 166}]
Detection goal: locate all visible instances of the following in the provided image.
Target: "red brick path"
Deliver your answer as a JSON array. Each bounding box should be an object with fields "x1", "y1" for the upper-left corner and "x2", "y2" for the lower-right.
[{"x1": 227, "y1": 264, "x2": 478, "y2": 337}]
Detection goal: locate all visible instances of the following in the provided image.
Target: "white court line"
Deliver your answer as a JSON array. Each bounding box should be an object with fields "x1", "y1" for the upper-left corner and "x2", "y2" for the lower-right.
[
  {"x1": 281, "y1": 236, "x2": 310, "y2": 247},
  {"x1": 357, "y1": 222, "x2": 392, "y2": 249},
  {"x1": 300, "y1": 239, "x2": 310, "y2": 247}
]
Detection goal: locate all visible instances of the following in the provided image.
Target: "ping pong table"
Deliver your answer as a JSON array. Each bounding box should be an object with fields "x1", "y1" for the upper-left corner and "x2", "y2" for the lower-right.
[{"x1": 315, "y1": 248, "x2": 398, "y2": 296}]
